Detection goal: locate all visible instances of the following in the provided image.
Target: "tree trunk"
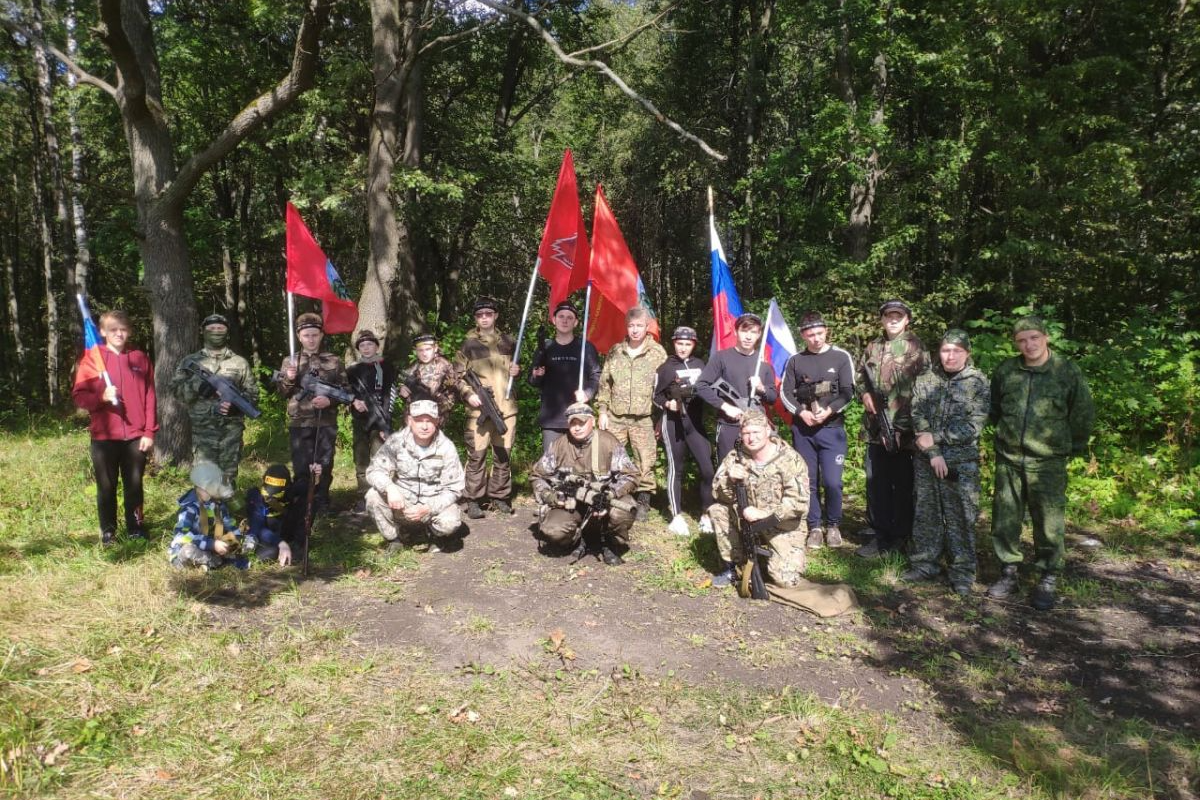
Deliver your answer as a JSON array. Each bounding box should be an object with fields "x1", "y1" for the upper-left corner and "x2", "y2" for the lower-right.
[
  {"x1": 836, "y1": 0, "x2": 887, "y2": 262},
  {"x1": 66, "y1": 0, "x2": 93, "y2": 297},
  {"x1": 32, "y1": 161, "x2": 59, "y2": 405},
  {"x1": 363, "y1": 0, "x2": 425, "y2": 364}
]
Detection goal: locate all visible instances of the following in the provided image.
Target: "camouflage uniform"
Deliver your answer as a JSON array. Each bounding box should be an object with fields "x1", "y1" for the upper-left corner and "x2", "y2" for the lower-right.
[
  {"x1": 901, "y1": 362, "x2": 990, "y2": 588},
  {"x1": 365, "y1": 427, "x2": 465, "y2": 543},
  {"x1": 171, "y1": 347, "x2": 258, "y2": 485},
  {"x1": 530, "y1": 429, "x2": 638, "y2": 551},
  {"x1": 710, "y1": 440, "x2": 810, "y2": 587},
  {"x1": 455, "y1": 330, "x2": 519, "y2": 502},
  {"x1": 400, "y1": 355, "x2": 460, "y2": 420},
  {"x1": 990, "y1": 353, "x2": 1094, "y2": 573},
  {"x1": 856, "y1": 331, "x2": 929, "y2": 553},
  {"x1": 596, "y1": 339, "x2": 667, "y2": 494},
  {"x1": 275, "y1": 351, "x2": 349, "y2": 509}
]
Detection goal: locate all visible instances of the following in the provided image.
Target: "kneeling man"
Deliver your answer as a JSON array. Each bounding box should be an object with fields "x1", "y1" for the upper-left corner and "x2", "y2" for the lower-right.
[
  {"x1": 365, "y1": 399, "x2": 466, "y2": 551},
  {"x1": 530, "y1": 403, "x2": 638, "y2": 565},
  {"x1": 710, "y1": 410, "x2": 809, "y2": 588}
]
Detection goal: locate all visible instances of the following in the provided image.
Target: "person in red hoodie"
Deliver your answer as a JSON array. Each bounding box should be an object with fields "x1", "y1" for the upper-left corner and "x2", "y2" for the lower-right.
[{"x1": 72, "y1": 310, "x2": 158, "y2": 545}]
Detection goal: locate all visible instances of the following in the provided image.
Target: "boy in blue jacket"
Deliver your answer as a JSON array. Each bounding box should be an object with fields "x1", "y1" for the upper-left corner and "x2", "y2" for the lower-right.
[{"x1": 168, "y1": 461, "x2": 244, "y2": 570}]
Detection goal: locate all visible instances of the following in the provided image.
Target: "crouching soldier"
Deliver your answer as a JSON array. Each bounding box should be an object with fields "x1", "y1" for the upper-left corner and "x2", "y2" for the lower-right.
[
  {"x1": 898, "y1": 330, "x2": 990, "y2": 595},
  {"x1": 530, "y1": 403, "x2": 638, "y2": 566},
  {"x1": 169, "y1": 461, "x2": 244, "y2": 570},
  {"x1": 244, "y1": 464, "x2": 304, "y2": 566},
  {"x1": 365, "y1": 399, "x2": 466, "y2": 552},
  {"x1": 709, "y1": 410, "x2": 809, "y2": 588}
]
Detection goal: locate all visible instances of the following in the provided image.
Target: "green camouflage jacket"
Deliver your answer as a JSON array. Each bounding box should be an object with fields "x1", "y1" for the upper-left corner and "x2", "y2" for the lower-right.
[
  {"x1": 596, "y1": 339, "x2": 667, "y2": 418},
  {"x1": 170, "y1": 347, "x2": 258, "y2": 424},
  {"x1": 990, "y1": 352, "x2": 1094, "y2": 464},
  {"x1": 856, "y1": 331, "x2": 929, "y2": 446},
  {"x1": 712, "y1": 440, "x2": 809, "y2": 523},
  {"x1": 903, "y1": 363, "x2": 990, "y2": 464}
]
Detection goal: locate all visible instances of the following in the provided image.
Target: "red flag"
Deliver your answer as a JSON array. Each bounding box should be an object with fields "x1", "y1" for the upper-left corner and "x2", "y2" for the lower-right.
[
  {"x1": 586, "y1": 186, "x2": 659, "y2": 352},
  {"x1": 286, "y1": 202, "x2": 358, "y2": 334},
  {"x1": 537, "y1": 150, "x2": 591, "y2": 316}
]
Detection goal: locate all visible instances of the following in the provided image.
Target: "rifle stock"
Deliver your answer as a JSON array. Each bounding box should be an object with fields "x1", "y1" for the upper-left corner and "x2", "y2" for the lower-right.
[
  {"x1": 464, "y1": 368, "x2": 508, "y2": 435},
  {"x1": 732, "y1": 447, "x2": 770, "y2": 601}
]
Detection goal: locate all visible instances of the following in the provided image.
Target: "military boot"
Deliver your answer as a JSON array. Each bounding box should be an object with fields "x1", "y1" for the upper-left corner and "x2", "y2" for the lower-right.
[
  {"x1": 987, "y1": 565, "x2": 1019, "y2": 599},
  {"x1": 1030, "y1": 573, "x2": 1057, "y2": 611},
  {"x1": 465, "y1": 501, "x2": 485, "y2": 519},
  {"x1": 635, "y1": 492, "x2": 651, "y2": 521}
]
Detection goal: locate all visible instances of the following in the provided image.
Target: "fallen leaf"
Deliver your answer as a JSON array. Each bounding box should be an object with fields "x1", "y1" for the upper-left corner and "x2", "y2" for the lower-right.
[
  {"x1": 354, "y1": 568, "x2": 372, "y2": 579},
  {"x1": 503, "y1": 788, "x2": 518, "y2": 798},
  {"x1": 41, "y1": 742, "x2": 69, "y2": 766},
  {"x1": 131, "y1": 726, "x2": 147, "y2": 737},
  {"x1": 226, "y1": 643, "x2": 241, "y2": 656},
  {"x1": 548, "y1": 629, "x2": 566, "y2": 649},
  {"x1": 154, "y1": 769, "x2": 174, "y2": 781},
  {"x1": 71, "y1": 659, "x2": 93, "y2": 674},
  {"x1": 414, "y1": 705, "x2": 430, "y2": 715}
]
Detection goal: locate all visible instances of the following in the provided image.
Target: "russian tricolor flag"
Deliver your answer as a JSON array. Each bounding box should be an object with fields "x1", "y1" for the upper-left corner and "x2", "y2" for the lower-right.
[
  {"x1": 760, "y1": 299, "x2": 797, "y2": 424},
  {"x1": 709, "y1": 214, "x2": 743, "y2": 354},
  {"x1": 74, "y1": 293, "x2": 117, "y2": 405}
]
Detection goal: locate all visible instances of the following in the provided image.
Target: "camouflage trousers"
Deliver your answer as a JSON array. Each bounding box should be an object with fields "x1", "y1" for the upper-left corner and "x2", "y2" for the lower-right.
[
  {"x1": 709, "y1": 504, "x2": 807, "y2": 586},
  {"x1": 191, "y1": 418, "x2": 245, "y2": 486},
  {"x1": 991, "y1": 458, "x2": 1068, "y2": 573},
  {"x1": 538, "y1": 505, "x2": 635, "y2": 551},
  {"x1": 464, "y1": 412, "x2": 517, "y2": 501},
  {"x1": 365, "y1": 489, "x2": 463, "y2": 543},
  {"x1": 909, "y1": 458, "x2": 981, "y2": 587},
  {"x1": 607, "y1": 414, "x2": 657, "y2": 494}
]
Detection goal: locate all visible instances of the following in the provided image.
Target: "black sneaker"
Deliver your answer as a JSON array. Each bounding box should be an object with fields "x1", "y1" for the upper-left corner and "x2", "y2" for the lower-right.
[
  {"x1": 101, "y1": 531, "x2": 115, "y2": 547},
  {"x1": 127, "y1": 529, "x2": 147, "y2": 541},
  {"x1": 352, "y1": 498, "x2": 367, "y2": 515},
  {"x1": 987, "y1": 565, "x2": 1019, "y2": 599},
  {"x1": 601, "y1": 547, "x2": 624, "y2": 566},
  {"x1": 384, "y1": 540, "x2": 406, "y2": 554},
  {"x1": 491, "y1": 499, "x2": 513, "y2": 515},
  {"x1": 465, "y1": 502, "x2": 485, "y2": 519},
  {"x1": 634, "y1": 492, "x2": 651, "y2": 521},
  {"x1": 1030, "y1": 573, "x2": 1057, "y2": 611}
]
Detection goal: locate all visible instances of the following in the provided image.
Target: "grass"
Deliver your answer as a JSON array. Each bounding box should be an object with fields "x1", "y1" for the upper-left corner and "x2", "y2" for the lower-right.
[{"x1": 2, "y1": 419, "x2": 1198, "y2": 798}]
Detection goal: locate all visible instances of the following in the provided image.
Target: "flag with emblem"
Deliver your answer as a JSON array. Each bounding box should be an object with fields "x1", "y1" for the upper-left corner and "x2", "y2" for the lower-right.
[
  {"x1": 286, "y1": 202, "x2": 358, "y2": 334},
  {"x1": 536, "y1": 149, "x2": 591, "y2": 316}
]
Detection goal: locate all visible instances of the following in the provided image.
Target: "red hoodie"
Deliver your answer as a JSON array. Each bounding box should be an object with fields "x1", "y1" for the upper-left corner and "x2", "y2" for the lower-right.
[{"x1": 72, "y1": 348, "x2": 158, "y2": 441}]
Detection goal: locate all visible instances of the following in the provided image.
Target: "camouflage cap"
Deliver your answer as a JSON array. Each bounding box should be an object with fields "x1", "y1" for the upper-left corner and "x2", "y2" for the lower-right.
[
  {"x1": 735, "y1": 312, "x2": 763, "y2": 330},
  {"x1": 739, "y1": 409, "x2": 771, "y2": 429},
  {"x1": 941, "y1": 328, "x2": 971, "y2": 349},
  {"x1": 798, "y1": 311, "x2": 826, "y2": 331},
  {"x1": 1012, "y1": 316, "x2": 1047, "y2": 336},
  {"x1": 408, "y1": 399, "x2": 440, "y2": 420},
  {"x1": 296, "y1": 312, "x2": 323, "y2": 332},
  {"x1": 671, "y1": 326, "x2": 698, "y2": 342},
  {"x1": 879, "y1": 299, "x2": 912, "y2": 318},
  {"x1": 565, "y1": 402, "x2": 594, "y2": 421},
  {"x1": 190, "y1": 461, "x2": 232, "y2": 500}
]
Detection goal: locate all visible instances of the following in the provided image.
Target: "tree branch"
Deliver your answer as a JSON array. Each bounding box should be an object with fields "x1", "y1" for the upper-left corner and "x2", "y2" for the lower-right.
[
  {"x1": 0, "y1": 16, "x2": 117, "y2": 98},
  {"x1": 566, "y1": 1, "x2": 677, "y2": 59},
  {"x1": 161, "y1": 0, "x2": 333, "y2": 210},
  {"x1": 472, "y1": 0, "x2": 726, "y2": 161}
]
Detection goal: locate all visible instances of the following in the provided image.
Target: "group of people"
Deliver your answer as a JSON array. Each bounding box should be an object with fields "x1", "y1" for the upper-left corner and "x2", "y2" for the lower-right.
[{"x1": 73, "y1": 295, "x2": 1094, "y2": 611}]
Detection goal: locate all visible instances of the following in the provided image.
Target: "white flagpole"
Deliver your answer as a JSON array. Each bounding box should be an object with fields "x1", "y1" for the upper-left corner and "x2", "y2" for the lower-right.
[
  {"x1": 578, "y1": 281, "x2": 593, "y2": 392},
  {"x1": 753, "y1": 298, "x2": 772, "y2": 397},
  {"x1": 508, "y1": 260, "x2": 540, "y2": 399},
  {"x1": 287, "y1": 291, "x2": 296, "y2": 364}
]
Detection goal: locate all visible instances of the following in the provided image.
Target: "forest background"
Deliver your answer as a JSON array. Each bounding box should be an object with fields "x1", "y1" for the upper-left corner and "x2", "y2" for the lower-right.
[{"x1": 0, "y1": 0, "x2": 1196, "y2": 534}]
